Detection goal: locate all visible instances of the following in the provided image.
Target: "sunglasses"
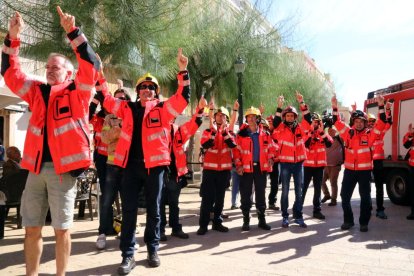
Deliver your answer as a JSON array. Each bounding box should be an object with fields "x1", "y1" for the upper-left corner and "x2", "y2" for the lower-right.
[
  {"x1": 139, "y1": 84, "x2": 156, "y2": 91},
  {"x1": 117, "y1": 97, "x2": 126, "y2": 100}
]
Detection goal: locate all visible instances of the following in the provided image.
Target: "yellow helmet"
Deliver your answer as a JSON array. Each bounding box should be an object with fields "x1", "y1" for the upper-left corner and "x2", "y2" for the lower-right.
[
  {"x1": 135, "y1": 73, "x2": 160, "y2": 94},
  {"x1": 215, "y1": 106, "x2": 230, "y2": 119},
  {"x1": 244, "y1": 106, "x2": 261, "y2": 117},
  {"x1": 368, "y1": 113, "x2": 376, "y2": 121}
]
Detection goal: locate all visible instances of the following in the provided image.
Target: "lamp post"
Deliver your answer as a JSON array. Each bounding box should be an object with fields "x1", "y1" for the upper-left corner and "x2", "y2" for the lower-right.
[{"x1": 234, "y1": 56, "x2": 246, "y2": 126}]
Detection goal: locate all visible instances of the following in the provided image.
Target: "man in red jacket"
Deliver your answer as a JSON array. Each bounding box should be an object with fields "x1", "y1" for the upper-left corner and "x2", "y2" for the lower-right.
[
  {"x1": 403, "y1": 124, "x2": 414, "y2": 220},
  {"x1": 1, "y1": 7, "x2": 100, "y2": 275},
  {"x1": 100, "y1": 49, "x2": 189, "y2": 275}
]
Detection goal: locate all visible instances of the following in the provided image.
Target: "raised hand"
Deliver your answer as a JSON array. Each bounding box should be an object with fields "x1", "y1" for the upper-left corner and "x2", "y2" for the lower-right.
[
  {"x1": 331, "y1": 94, "x2": 338, "y2": 109},
  {"x1": 277, "y1": 95, "x2": 284, "y2": 108},
  {"x1": 377, "y1": 94, "x2": 385, "y2": 106},
  {"x1": 233, "y1": 99, "x2": 239, "y2": 111},
  {"x1": 57, "y1": 6, "x2": 75, "y2": 33},
  {"x1": 385, "y1": 99, "x2": 392, "y2": 110},
  {"x1": 259, "y1": 103, "x2": 265, "y2": 115},
  {"x1": 176, "y1": 48, "x2": 188, "y2": 71},
  {"x1": 295, "y1": 91, "x2": 304, "y2": 103},
  {"x1": 198, "y1": 95, "x2": 207, "y2": 110},
  {"x1": 351, "y1": 101, "x2": 357, "y2": 112},
  {"x1": 8, "y1": 12, "x2": 24, "y2": 39},
  {"x1": 117, "y1": 79, "x2": 123, "y2": 89}
]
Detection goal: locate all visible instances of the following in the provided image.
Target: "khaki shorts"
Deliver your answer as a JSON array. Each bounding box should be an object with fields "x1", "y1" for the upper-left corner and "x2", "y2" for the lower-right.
[{"x1": 21, "y1": 162, "x2": 77, "y2": 229}]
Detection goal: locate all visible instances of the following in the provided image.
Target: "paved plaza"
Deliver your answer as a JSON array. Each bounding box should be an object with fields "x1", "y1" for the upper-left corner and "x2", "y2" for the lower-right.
[{"x1": 1, "y1": 179, "x2": 414, "y2": 276}]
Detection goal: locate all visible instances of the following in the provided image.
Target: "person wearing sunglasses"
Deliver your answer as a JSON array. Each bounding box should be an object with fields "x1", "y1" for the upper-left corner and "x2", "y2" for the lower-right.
[{"x1": 97, "y1": 49, "x2": 189, "y2": 275}]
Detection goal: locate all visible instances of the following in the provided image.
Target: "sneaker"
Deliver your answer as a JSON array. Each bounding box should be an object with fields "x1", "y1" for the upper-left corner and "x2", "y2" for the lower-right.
[
  {"x1": 340, "y1": 222, "x2": 355, "y2": 230},
  {"x1": 96, "y1": 234, "x2": 106, "y2": 250},
  {"x1": 160, "y1": 232, "x2": 167, "y2": 241},
  {"x1": 230, "y1": 205, "x2": 238, "y2": 210},
  {"x1": 321, "y1": 195, "x2": 331, "y2": 203},
  {"x1": 268, "y1": 204, "x2": 280, "y2": 211},
  {"x1": 360, "y1": 225, "x2": 368, "y2": 232},
  {"x1": 313, "y1": 212, "x2": 326, "y2": 220},
  {"x1": 407, "y1": 213, "x2": 414, "y2": 220},
  {"x1": 328, "y1": 200, "x2": 337, "y2": 206},
  {"x1": 282, "y1": 217, "x2": 289, "y2": 228},
  {"x1": 376, "y1": 210, "x2": 388, "y2": 219},
  {"x1": 171, "y1": 230, "x2": 189, "y2": 239},
  {"x1": 147, "y1": 252, "x2": 160, "y2": 267},
  {"x1": 294, "y1": 218, "x2": 307, "y2": 228},
  {"x1": 197, "y1": 227, "x2": 208, "y2": 235},
  {"x1": 212, "y1": 223, "x2": 229, "y2": 232},
  {"x1": 117, "y1": 256, "x2": 136, "y2": 275}
]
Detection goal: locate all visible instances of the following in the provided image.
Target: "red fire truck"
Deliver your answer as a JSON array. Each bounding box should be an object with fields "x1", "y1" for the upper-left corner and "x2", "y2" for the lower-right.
[{"x1": 364, "y1": 79, "x2": 414, "y2": 205}]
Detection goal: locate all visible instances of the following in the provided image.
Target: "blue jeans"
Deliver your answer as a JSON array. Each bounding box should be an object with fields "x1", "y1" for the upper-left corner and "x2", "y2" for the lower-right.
[
  {"x1": 280, "y1": 162, "x2": 304, "y2": 219},
  {"x1": 98, "y1": 164, "x2": 121, "y2": 235},
  {"x1": 231, "y1": 168, "x2": 240, "y2": 206},
  {"x1": 341, "y1": 169, "x2": 372, "y2": 226},
  {"x1": 119, "y1": 159, "x2": 165, "y2": 257}
]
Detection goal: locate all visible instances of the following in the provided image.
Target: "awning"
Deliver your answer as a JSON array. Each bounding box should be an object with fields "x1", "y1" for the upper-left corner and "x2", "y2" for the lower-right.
[{"x1": 0, "y1": 77, "x2": 25, "y2": 109}]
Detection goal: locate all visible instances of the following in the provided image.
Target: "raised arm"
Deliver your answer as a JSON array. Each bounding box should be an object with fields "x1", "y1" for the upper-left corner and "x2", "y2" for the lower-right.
[{"x1": 229, "y1": 99, "x2": 239, "y2": 132}]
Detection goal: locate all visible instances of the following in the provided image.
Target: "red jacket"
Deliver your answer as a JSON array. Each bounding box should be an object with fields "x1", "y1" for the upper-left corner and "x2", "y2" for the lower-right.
[
  {"x1": 1, "y1": 29, "x2": 98, "y2": 174},
  {"x1": 233, "y1": 124, "x2": 275, "y2": 173},
  {"x1": 101, "y1": 72, "x2": 190, "y2": 168},
  {"x1": 201, "y1": 125, "x2": 237, "y2": 171},
  {"x1": 335, "y1": 117, "x2": 385, "y2": 171},
  {"x1": 403, "y1": 132, "x2": 414, "y2": 167},
  {"x1": 372, "y1": 123, "x2": 391, "y2": 160},
  {"x1": 303, "y1": 131, "x2": 333, "y2": 167},
  {"x1": 172, "y1": 108, "x2": 204, "y2": 177}
]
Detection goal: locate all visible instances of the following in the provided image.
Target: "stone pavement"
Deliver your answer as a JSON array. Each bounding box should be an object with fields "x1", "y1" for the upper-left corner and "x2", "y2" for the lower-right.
[{"x1": 1, "y1": 179, "x2": 414, "y2": 276}]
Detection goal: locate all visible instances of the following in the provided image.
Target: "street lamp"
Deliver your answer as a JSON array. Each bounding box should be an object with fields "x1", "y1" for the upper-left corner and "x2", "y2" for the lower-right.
[{"x1": 234, "y1": 56, "x2": 246, "y2": 126}]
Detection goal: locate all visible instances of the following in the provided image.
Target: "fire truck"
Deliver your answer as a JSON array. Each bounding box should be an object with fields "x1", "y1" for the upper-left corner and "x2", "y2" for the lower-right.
[{"x1": 364, "y1": 79, "x2": 414, "y2": 205}]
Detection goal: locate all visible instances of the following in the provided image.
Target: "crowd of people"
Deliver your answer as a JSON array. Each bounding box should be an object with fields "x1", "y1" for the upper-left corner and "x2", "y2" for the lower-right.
[{"x1": 1, "y1": 7, "x2": 414, "y2": 276}]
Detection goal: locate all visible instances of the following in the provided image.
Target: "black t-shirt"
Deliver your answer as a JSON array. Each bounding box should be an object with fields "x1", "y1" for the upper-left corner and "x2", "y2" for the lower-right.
[
  {"x1": 128, "y1": 101, "x2": 145, "y2": 162},
  {"x1": 40, "y1": 84, "x2": 53, "y2": 163}
]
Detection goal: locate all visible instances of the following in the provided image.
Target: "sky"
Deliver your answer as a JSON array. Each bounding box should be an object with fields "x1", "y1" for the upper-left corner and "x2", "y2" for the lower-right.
[{"x1": 265, "y1": 0, "x2": 414, "y2": 108}]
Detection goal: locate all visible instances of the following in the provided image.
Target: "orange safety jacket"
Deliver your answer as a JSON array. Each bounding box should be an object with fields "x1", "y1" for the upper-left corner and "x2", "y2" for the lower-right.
[
  {"x1": 100, "y1": 72, "x2": 190, "y2": 168},
  {"x1": 201, "y1": 124, "x2": 237, "y2": 171},
  {"x1": 272, "y1": 105, "x2": 310, "y2": 164},
  {"x1": 1, "y1": 28, "x2": 98, "y2": 174},
  {"x1": 334, "y1": 110, "x2": 385, "y2": 171},
  {"x1": 303, "y1": 130, "x2": 333, "y2": 168},
  {"x1": 90, "y1": 115, "x2": 108, "y2": 156},
  {"x1": 233, "y1": 124, "x2": 276, "y2": 173},
  {"x1": 403, "y1": 132, "x2": 414, "y2": 167},
  {"x1": 172, "y1": 108, "x2": 204, "y2": 178},
  {"x1": 372, "y1": 122, "x2": 391, "y2": 160}
]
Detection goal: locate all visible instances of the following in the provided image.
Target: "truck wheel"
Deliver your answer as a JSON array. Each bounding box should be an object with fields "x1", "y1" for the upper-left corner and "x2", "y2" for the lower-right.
[{"x1": 386, "y1": 169, "x2": 409, "y2": 206}]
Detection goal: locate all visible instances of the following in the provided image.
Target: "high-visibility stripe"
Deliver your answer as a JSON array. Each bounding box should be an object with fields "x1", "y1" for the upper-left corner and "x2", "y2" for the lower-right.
[
  {"x1": 208, "y1": 149, "x2": 218, "y2": 154},
  {"x1": 282, "y1": 141, "x2": 294, "y2": 147},
  {"x1": 178, "y1": 80, "x2": 190, "y2": 86},
  {"x1": 165, "y1": 101, "x2": 180, "y2": 118},
  {"x1": 147, "y1": 130, "x2": 165, "y2": 142},
  {"x1": 95, "y1": 81, "x2": 108, "y2": 91},
  {"x1": 243, "y1": 165, "x2": 250, "y2": 169},
  {"x1": 221, "y1": 148, "x2": 231, "y2": 153},
  {"x1": 279, "y1": 155, "x2": 294, "y2": 161},
  {"x1": 297, "y1": 155, "x2": 306, "y2": 160},
  {"x1": 149, "y1": 153, "x2": 170, "y2": 162},
  {"x1": 60, "y1": 151, "x2": 89, "y2": 166},
  {"x1": 120, "y1": 131, "x2": 131, "y2": 142},
  {"x1": 204, "y1": 163, "x2": 218, "y2": 168},
  {"x1": 29, "y1": 125, "x2": 42, "y2": 136},
  {"x1": 2, "y1": 45, "x2": 19, "y2": 55},
  {"x1": 357, "y1": 148, "x2": 371, "y2": 154},
  {"x1": 373, "y1": 140, "x2": 383, "y2": 146},
  {"x1": 54, "y1": 121, "x2": 78, "y2": 136},
  {"x1": 97, "y1": 146, "x2": 107, "y2": 152},
  {"x1": 373, "y1": 153, "x2": 384, "y2": 159},
  {"x1": 221, "y1": 163, "x2": 232, "y2": 169},
  {"x1": 17, "y1": 79, "x2": 33, "y2": 97},
  {"x1": 70, "y1": 34, "x2": 88, "y2": 49},
  {"x1": 357, "y1": 162, "x2": 372, "y2": 168},
  {"x1": 373, "y1": 128, "x2": 381, "y2": 135},
  {"x1": 77, "y1": 82, "x2": 94, "y2": 91}
]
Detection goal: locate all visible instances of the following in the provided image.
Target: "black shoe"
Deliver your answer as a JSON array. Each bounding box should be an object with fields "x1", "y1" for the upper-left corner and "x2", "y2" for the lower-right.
[
  {"x1": 197, "y1": 227, "x2": 208, "y2": 235},
  {"x1": 313, "y1": 212, "x2": 326, "y2": 220},
  {"x1": 376, "y1": 210, "x2": 388, "y2": 219},
  {"x1": 221, "y1": 213, "x2": 229, "y2": 219},
  {"x1": 360, "y1": 225, "x2": 368, "y2": 232},
  {"x1": 117, "y1": 256, "x2": 136, "y2": 275},
  {"x1": 160, "y1": 233, "x2": 167, "y2": 241},
  {"x1": 212, "y1": 223, "x2": 229, "y2": 232},
  {"x1": 268, "y1": 204, "x2": 280, "y2": 211},
  {"x1": 171, "y1": 230, "x2": 189, "y2": 239},
  {"x1": 407, "y1": 213, "x2": 414, "y2": 220},
  {"x1": 321, "y1": 195, "x2": 331, "y2": 203},
  {"x1": 147, "y1": 252, "x2": 160, "y2": 267},
  {"x1": 341, "y1": 222, "x2": 355, "y2": 230},
  {"x1": 241, "y1": 223, "x2": 250, "y2": 231},
  {"x1": 258, "y1": 221, "x2": 271, "y2": 230},
  {"x1": 230, "y1": 205, "x2": 238, "y2": 210},
  {"x1": 328, "y1": 200, "x2": 337, "y2": 206}
]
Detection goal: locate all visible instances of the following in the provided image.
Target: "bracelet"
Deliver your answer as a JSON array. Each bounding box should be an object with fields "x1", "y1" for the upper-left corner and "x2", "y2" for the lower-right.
[
  {"x1": 233, "y1": 109, "x2": 238, "y2": 112},
  {"x1": 300, "y1": 101, "x2": 304, "y2": 104}
]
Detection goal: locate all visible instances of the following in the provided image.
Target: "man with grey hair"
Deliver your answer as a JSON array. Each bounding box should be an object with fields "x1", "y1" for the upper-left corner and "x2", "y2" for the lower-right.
[{"x1": 1, "y1": 6, "x2": 100, "y2": 275}]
